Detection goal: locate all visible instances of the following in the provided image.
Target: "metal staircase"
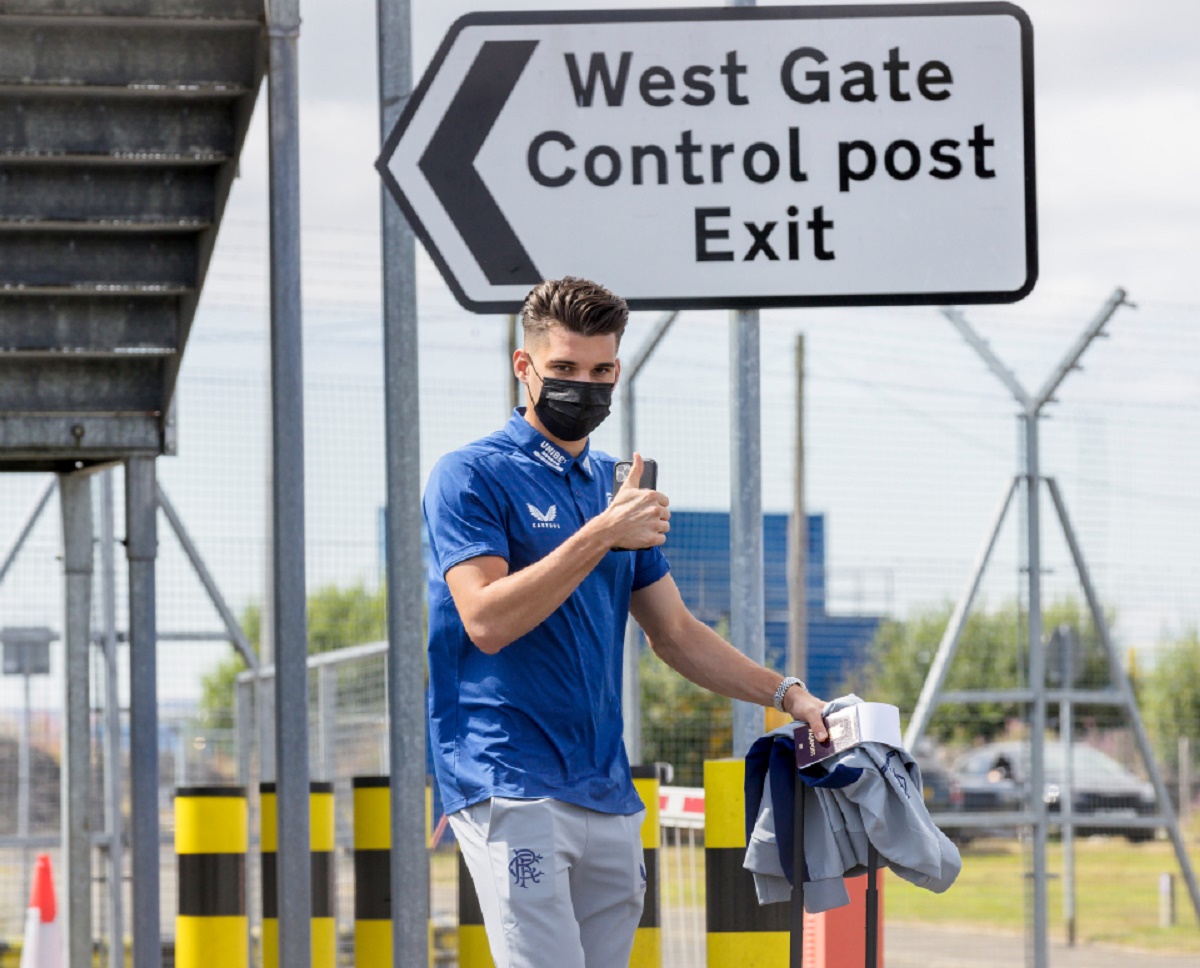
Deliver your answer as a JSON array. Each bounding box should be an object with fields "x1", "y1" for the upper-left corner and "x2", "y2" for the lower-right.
[{"x1": 0, "y1": 0, "x2": 265, "y2": 471}]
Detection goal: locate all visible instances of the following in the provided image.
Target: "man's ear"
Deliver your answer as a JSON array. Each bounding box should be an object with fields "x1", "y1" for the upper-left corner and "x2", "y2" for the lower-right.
[{"x1": 514, "y1": 348, "x2": 531, "y2": 384}]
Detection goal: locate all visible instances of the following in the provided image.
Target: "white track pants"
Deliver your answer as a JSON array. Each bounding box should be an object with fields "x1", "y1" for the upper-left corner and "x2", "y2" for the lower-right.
[{"x1": 449, "y1": 797, "x2": 647, "y2": 968}]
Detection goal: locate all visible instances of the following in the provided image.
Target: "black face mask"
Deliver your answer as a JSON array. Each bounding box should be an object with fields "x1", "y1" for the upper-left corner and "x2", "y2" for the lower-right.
[{"x1": 527, "y1": 358, "x2": 615, "y2": 442}]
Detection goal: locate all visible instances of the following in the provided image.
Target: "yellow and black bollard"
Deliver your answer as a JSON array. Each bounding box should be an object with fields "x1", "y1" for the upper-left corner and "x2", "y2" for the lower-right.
[
  {"x1": 260, "y1": 781, "x2": 337, "y2": 968},
  {"x1": 175, "y1": 786, "x2": 248, "y2": 968},
  {"x1": 353, "y1": 775, "x2": 440, "y2": 967},
  {"x1": 704, "y1": 759, "x2": 789, "y2": 967},
  {"x1": 352, "y1": 775, "x2": 392, "y2": 967},
  {"x1": 456, "y1": 847, "x2": 494, "y2": 968},
  {"x1": 630, "y1": 765, "x2": 663, "y2": 968}
]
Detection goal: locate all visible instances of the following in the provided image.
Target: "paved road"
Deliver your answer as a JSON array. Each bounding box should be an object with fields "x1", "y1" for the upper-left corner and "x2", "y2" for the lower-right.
[{"x1": 885, "y1": 922, "x2": 1199, "y2": 967}]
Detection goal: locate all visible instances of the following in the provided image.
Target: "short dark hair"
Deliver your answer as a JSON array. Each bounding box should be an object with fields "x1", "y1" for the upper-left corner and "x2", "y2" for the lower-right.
[{"x1": 521, "y1": 277, "x2": 628, "y2": 347}]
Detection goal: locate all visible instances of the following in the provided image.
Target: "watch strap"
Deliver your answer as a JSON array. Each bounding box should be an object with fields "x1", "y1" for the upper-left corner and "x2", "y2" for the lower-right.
[{"x1": 773, "y1": 676, "x2": 805, "y2": 712}]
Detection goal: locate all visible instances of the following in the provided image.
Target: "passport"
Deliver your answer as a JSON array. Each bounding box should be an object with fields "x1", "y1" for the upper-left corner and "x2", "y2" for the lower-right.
[{"x1": 793, "y1": 702, "x2": 903, "y2": 769}]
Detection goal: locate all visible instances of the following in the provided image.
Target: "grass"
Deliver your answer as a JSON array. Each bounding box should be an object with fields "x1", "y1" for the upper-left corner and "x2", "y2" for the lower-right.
[
  {"x1": 885, "y1": 836, "x2": 1200, "y2": 954},
  {"x1": 439, "y1": 833, "x2": 1200, "y2": 955}
]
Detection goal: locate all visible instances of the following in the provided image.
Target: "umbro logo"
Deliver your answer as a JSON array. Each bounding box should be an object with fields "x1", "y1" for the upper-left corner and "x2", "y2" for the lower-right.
[{"x1": 527, "y1": 503, "x2": 561, "y2": 529}]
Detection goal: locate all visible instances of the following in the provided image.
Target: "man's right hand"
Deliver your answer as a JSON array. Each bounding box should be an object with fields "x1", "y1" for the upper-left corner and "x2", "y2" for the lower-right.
[{"x1": 602, "y1": 452, "x2": 670, "y2": 549}]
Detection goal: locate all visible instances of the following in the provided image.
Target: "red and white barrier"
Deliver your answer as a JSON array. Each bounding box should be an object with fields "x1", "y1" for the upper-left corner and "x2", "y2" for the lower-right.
[
  {"x1": 20, "y1": 854, "x2": 62, "y2": 968},
  {"x1": 659, "y1": 786, "x2": 706, "y2": 829}
]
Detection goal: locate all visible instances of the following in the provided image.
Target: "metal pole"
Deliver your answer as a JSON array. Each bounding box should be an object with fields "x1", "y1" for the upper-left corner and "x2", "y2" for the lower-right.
[
  {"x1": 1060, "y1": 625, "x2": 1076, "y2": 947},
  {"x1": 727, "y1": 0, "x2": 764, "y2": 759},
  {"x1": 620, "y1": 310, "x2": 678, "y2": 764},
  {"x1": 787, "y1": 333, "x2": 807, "y2": 681},
  {"x1": 1030, "y1": 288, "x2": 1128, "y2": 409},
  {"x1": 730, "y1": 304, "x2": 764, "y2": 756},
  {"x1": 377, "y1": 2, "x2": 429, "y2": 964},
  {"x1": 318, "y1": 664, "x2": 337, "y2": 783},
  {"x1": 59, "y1": 471, "x2": 94, "y2": 968},
  {"x1": 126, "y1": 456, "x2": 160, "y2": 968},
  {"x1": 267, "y1": 0, "x2": 313, "y2": 961},
  {"x1": 19, "y1": 670, "x2": 31, "y2": 914},
  {"x1": 1181, "y1": 737, "x2": 1192, "y2": 825},
  {"x1": 621, "y1": 367, "x2": 641, "y2": 762},
  {"x1": 1023, "y1": 414, "x2": 1049, "y2": 968},
  {"x1": 0, "y1": 477, "x2": 55, "y2": 590},
  {"x1": 1, "y1": 479, "x2": 56, "y2": 590},
  {"x1": 235, "y1": 677, "x2": 252, "y2": 787},
  {"x1": 1046, "y1": 477, "x2": 1200, "y2": 925},
  {"x1": 507, "y1": 313, "x2": 520, "y2": 414},
  {"x1": 100, "y1": 471, "x2": 124, "y2": 967},
  {"x1": 261, "y1": 381, "x2": 277, "y2": 785},
  {"x1": 904, "y1": 477, "x2": 1019, "y2": 750}
]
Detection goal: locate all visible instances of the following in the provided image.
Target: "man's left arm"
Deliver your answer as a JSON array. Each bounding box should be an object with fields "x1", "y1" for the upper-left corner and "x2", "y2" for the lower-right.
[{"x1": 630, "y1": 573, "x2": 828, "y2": 742}]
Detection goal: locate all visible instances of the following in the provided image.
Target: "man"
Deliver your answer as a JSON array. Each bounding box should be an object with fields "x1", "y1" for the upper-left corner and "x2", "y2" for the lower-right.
[{"x1": 424, "y1": 277, "x2": 827, "y2": 968}]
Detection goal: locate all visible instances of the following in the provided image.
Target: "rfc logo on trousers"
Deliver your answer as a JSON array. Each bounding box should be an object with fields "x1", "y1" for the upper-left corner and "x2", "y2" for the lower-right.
[{"x1": 510, "y1": 848, "x2": 546, "y2": 888}]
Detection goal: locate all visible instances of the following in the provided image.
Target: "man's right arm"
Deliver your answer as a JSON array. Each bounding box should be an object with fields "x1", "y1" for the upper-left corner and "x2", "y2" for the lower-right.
[{"x1": 445, "y1": 453, "x2": 669, "y2": 654}]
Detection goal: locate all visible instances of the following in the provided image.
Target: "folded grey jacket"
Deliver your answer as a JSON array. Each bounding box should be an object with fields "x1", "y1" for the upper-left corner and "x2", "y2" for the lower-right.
[{"x1": 743, "y1": 695, "x2": 962, "y2": 913}]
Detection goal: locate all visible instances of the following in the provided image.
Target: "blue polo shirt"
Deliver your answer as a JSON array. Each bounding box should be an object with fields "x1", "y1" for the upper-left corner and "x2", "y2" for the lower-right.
[{"x1": 424, "y1": 409, "x2": 670, "y2": 816}]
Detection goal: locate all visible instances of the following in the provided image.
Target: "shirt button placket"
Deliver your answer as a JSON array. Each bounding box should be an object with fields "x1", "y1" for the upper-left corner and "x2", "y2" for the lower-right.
[{"x1": 569, "y1": 470, "x2": 591, "y2": 520}]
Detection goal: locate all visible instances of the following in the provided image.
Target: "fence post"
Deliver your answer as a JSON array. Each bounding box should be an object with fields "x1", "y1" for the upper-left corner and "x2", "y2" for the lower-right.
[
  {"x1": 1160, "y1": 873, "x2": 1177, "y2": 928},
  {"x1": 1180, "y1": 737, "x2": 1192, "y2": 824}
]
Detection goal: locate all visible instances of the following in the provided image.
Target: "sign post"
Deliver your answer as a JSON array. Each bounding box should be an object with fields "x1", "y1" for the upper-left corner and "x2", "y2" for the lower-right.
[{"x1": 378, "y1": 3, "x2": 1035, "y2": 313}]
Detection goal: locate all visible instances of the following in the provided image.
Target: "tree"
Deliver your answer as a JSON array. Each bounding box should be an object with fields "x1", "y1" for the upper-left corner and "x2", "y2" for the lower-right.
[
  {"x1": 843, "y1": 597, "x2": 1119, "y2": 744},
  {"x1": 639, "y1": 623, "x2": 733, "y2": 787},
  {"x1": 1143, "y1": 628, "x2": 1200, "y2": 774},
  {"x1": 198, "y1": 582, "x2": 388, "y2": 730}
]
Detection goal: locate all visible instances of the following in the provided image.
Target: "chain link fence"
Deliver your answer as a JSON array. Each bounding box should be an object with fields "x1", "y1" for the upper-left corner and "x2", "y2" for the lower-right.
[{"x1": 2, "y1": 250, "x2": 1200, "y2": 961}]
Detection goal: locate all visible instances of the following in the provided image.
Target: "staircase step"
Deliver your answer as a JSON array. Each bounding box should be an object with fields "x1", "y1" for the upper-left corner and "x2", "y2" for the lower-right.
[
  {"x1": 0, "y1": 413, "x2": 162, "y2": 467},
  {"x1": 0, "y1": 218, "x2": 210, "y2": 232},
  {"x1": 0, "y1": 165, "x2": 215, "y2": 221},
  {"x1": 0, "y1": 92, "x2": 238, "y2": 156},
  {"x1": 0, "y1": 230, "x2": 197, "y2": 287},
  {"x1": 0, "y1": 150, "x2": 227, "y2": 165},
  {"x1": 0, "y1": 82, "x2": 249, "y2": 98},
  {"x1": 0, "y1": 283, "x2": 192, "y2": 295},
  {"x1": 0, "y1": 20, "x2": 261, "y2": 89},
  {"x1": 0, "y1": 0, "x2": 262, "y2": 20},
  {"x1": 0, "y1": 291, "x2": 179, "y2": 352},
  {"x1": 0, "y1": 356, "x2": 165, "y2": 412}
]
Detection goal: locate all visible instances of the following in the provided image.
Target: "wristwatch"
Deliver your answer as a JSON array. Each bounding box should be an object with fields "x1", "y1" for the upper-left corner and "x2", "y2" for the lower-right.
[{"x1": 773, "y1": 676, "x2": 806, "y2": 712}]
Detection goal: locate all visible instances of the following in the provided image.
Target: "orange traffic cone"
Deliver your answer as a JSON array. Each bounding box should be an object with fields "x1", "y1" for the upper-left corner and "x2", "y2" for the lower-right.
[{"x1": 20, "y1": 854, "x2": 62, "y2": 968}]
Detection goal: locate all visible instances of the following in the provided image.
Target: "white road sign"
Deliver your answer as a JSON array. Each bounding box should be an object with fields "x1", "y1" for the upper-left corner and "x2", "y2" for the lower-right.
[{"x1": 377, "y1": 3, "x2": 1036, "y2": 313}]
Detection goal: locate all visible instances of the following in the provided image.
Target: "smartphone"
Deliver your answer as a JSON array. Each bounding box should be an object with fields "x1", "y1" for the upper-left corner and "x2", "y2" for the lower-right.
[
  {"x1": 612, "y1": 459, "x2": 659, "y2": 551},
  {"x1": 613, "y1": 458, "x2": 657, "y2": 494}
]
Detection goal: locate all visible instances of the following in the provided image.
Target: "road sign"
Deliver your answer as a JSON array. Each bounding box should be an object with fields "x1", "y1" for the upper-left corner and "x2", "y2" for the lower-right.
[
  {"x1": 1, "y1": 627, "x2": 56, "y2": 676},
  {"x1": 377, "y1": 3, "x2": 1036, "y2": 313}
]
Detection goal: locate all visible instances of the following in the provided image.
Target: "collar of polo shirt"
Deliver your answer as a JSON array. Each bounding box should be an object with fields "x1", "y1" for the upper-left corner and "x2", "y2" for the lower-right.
[{"x1": 505, "y1": 408, "x2": 595, "y2": 479}]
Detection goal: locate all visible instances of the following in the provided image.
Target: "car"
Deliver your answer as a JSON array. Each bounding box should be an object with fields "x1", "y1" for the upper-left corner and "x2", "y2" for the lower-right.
[
  {"x1": 911, "y1": 742, "x2": 975, "y2": 844},
  {"x1": 948, "y1": 740, "x2": 1159, "y2": 842}
]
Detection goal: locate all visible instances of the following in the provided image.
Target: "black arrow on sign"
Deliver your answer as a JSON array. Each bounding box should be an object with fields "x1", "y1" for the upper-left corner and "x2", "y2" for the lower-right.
[{"x1": 419, "y1": 39, "x2": 541, "y2": 288}]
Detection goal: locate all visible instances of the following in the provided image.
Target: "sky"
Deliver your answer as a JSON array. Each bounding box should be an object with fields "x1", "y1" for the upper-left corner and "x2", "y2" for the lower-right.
[
  {"x1": 3, "y1": 0, "x2": 1200, "y2": 707},
  {"x1": 191, "y1": 0, "x2": 1200, "y2": 337},
  {"x1": 189, "y1": 0, "x2": 1200, "y2": 622},
  {"x1": 274, "y1": 0, "x2": 1200, "y2": 307}
]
